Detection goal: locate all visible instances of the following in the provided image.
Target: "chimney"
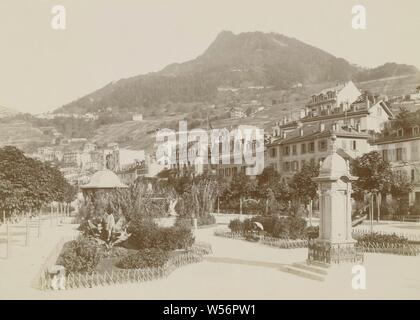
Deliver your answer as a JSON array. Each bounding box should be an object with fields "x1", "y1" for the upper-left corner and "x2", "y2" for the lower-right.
[
  {"x1": 365, "y1": 92, "x2": 370, "y2": 109},
  {"x1": 282, "y1": 131, "x2": 287, "y2": 139},
  {"x1": 299, "y1": 128, "x2": 304, "y2": 137},
  {"x1": 300, "y1": 108, "x2": 306, "y2": 119},
  {"x1": 272, "y1": 127, "x2": 277, "y2": 136},
  {"x1": 320, "y1": 123, "x2": 325, "y2": 132}
]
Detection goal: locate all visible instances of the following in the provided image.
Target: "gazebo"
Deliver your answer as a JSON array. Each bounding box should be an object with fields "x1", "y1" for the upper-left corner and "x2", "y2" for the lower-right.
[{"x1": 80, "y1": 170, "x2": 128, "y2": 203}]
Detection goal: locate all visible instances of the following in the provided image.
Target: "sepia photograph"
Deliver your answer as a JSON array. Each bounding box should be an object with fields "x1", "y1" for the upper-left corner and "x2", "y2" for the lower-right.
[{"x1": 0, "y1": 0, "x2": 420, "y2": 306}]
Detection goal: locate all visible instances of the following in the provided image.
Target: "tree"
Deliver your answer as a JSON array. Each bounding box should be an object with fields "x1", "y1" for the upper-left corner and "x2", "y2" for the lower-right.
[
  {"x1": 394, "y1": 107, "x2": 414, "y2": 131},
  {"x1": 257, "y1": 167, "x2": 289, "y2": 214},
  {"x1": 390, "y1": 171, "x2": 413, "y2": 216},
  {"x1": 351, "y1": 151, "x2": 393, "y2": 221},
  {"x1": 289, "y1": 163, "x2": 320, "y2": 215},
  {"x1": 0, "y1": 146, "x2": 75, "y2": 216},
  {"x1": 226, "y1": 172, "x2": 258, "y2": 214}
]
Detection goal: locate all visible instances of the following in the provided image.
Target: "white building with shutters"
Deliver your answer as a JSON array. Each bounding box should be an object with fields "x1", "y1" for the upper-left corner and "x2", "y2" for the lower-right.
[{"x1": 372, "y1": 126, "x2": 420, "y2": 205}]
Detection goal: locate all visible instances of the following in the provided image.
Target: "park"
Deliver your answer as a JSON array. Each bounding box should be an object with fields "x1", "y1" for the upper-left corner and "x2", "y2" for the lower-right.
[{"x1": 1, "y1": 144, "x2": 420, "y2": 299}]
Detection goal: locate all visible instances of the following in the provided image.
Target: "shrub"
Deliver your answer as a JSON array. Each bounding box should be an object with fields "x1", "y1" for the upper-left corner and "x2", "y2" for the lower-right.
[
  {"x1": 56, "y1": 237, "x2": 101, "y2": 274},
  {"x1": 197, "y1": 215, "x2": 216, "y2": 226},
  {"x1": 116, "y1": 248, "x2": 169, "y2": 269},
  {"x1": 409, "y1": 204, "x2": 420, "y2": 216},
  {"x1": 357, "y1": 233, "x2": 408, "y2": 247},
  {"x1": 305, "y1": 226, "x2": 319, "y2": 239},
  {"x1": 127, "y1": 217, "x2": 194, "y2": 251},
  {"x1": 228, "y1": 219, "x2": 245, "y2": 234},
  {"x1": 228, "y1": 215, "x2": 308, "y2": 239},
  {"x1": 286, "y1": 216, "x2": 307, "y2": 239},
  {"x1": 157, "y1": 225, "x2": 195, "y2": 251}
]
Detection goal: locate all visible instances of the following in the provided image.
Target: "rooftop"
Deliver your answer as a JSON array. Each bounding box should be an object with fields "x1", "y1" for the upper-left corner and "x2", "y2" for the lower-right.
[
  {"x1": 80, "y1": 170, "x2": 128, "y2": 189},
  {"x1": 268, "y1": 123, "x2": 370, "y2": 146}
]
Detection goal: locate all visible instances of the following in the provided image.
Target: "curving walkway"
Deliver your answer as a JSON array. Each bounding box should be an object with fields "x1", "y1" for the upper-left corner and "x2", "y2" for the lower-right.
[{"x1": 2, "y1": 224, "x2": 420, "y2": 299}]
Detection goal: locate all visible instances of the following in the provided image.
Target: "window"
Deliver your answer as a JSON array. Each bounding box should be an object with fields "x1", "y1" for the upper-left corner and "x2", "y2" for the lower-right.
[
  {"x1": 412, "y1": 169, "x2": 415, "y2": 182},
  {"x1": 301, "y1": 160, "x2": 306, "y2": 168},
  {"x1": 413, "y1": 126, "x2": 419, "y2": 136},
  {"x1": 310, "y1": 158, "x2": 315, "y2": 166},
  {"x1": 377, "y1": 108, "x2": 382, "y2": 116},
  {"x1": 396, "y1": 148, "x2": 404, "y2": 161},
  {"x1": 283, "y1": 146, "x2": 290, "y2": 156},
  {"x1": 318, "y1": 139, "x2": 327, "y2": 151},
  {"x1": 382, "y1": 149, "x2": 388, "y2": 161},
  {"x1": 292, "y1": 145, "x2": 297, "y2": 155},
  {"x1": 292, "y1": 161, "x2": 299, "y2": 171},
  {"x1": 397, "y1": 128, "x2": 404, "y2": 137},
  {"x1": 351, "y1": 140, "x2": 357, "y2": 150},
  {"x1": 284, "y1": 162, "x2": 290, "y2": 172},
  {"x1": 309, "y1": 142, "x2": 315, "y2": 153},
  {"x1": 270, "y1": 148, "x2": 277, "y2": 158},
  {"x1": 301, "y1": 143, "x2": 306, "y2": 154}
]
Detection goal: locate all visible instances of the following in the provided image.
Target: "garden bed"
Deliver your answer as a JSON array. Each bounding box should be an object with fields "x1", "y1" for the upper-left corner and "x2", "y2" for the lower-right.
[{"x1": 37, "y1": 242, "x2": 212, "y2": 291}]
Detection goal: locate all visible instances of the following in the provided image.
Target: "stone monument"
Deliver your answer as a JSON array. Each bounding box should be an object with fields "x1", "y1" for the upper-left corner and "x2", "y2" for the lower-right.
[{"x1": 308, "y1": 135, "x2": 363, "y2": 264}]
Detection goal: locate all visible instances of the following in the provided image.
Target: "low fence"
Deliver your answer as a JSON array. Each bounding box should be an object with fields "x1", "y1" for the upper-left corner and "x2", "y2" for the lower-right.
[
  {"x1": 356, "y1": 242, "x2": 420, "y2": 256},
  {"x1": 61, "y1": 252, "x2": 203, "y2": 290},
  {"x1": 214, "y1": 229, "x2": 308, "y2": 249},
  {"x1": 37, "y1": 240, "x2": 212, "y2": 291},
  {"x1": 260, "y1": 237, "x2": 308, "y2": 249},
  {"x1": 353, "y1": 229, "x2": 420, "y2": 243}
]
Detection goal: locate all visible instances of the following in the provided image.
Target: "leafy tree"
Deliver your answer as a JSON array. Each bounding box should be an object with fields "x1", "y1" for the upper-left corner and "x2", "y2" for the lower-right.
[
  {"x1": 0, "y1": 146, "x2": 75, "y2": 216},
  {"x1": 351, "y1": 151, "x2": 393, "y2": 221},
  {"x1": 289, "y1": 163, "x2": 320, "y2": 215},
  {"x1": 225, "y1": 172, "x2": 258, "y2": 214},
  {"x1": 257, "y1": 166, "x2": 289, "y2": 214},
  {"x1": 390, "y1": 171, "x2": 413, "y2": 216}
]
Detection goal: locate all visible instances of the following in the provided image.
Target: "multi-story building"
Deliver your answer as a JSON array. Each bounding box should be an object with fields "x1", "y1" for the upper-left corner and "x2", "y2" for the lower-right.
[
  {"x1": 117, "y1": 161, "x2": 148, "y2": 185},
  {"x1": 63, "y1": 151, "x2": 81, "y2": 167},
  {"x1": 266, "y1": 122, "x2": 371, "y2": 180},
  {"x1": 37, "y1": 147, "x2": 55, "y2": 162},
  {"x1": 168, "y1": 126, "x2": 262, "y2": 179},
  {"x1": 272, "y1": 82, "x2": 393, "y2": 136},
  {"x1": 371, "y1": 125, "x2": 420, "y2": 205},
  {"x1": 230, "y1": 107, "x2": 247, "y2": 119}
]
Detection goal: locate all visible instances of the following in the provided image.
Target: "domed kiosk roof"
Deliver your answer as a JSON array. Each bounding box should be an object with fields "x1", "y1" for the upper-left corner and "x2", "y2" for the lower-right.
[{"x1": 81, "y1": 170, "x2": 128, "y2": 189}]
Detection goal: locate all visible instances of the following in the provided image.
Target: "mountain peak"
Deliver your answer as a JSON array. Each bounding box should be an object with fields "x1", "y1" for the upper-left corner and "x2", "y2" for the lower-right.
[{"x1": 54, "y1": 30, "x2": 417, "y2": 116}]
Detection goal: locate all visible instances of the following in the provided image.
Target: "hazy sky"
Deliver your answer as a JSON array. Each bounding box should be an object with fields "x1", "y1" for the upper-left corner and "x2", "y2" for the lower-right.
[{"x1": 0, "y1": 0, "x2": 419, "y2": 114}]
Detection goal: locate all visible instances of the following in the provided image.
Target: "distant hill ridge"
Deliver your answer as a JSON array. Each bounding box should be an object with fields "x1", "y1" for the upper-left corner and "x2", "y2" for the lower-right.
[
  {"x1": 0, "y1": 105, "x2": 19, "y2": 118},
  {"x1": 55, "y1": 31, "x2": 419, "y2": 115}
]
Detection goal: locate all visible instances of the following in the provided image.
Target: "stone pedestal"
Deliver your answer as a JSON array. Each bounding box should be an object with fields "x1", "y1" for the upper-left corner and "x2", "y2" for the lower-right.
[{"x1": 308, "y1": 145, "x2": 363, "y2": 264}]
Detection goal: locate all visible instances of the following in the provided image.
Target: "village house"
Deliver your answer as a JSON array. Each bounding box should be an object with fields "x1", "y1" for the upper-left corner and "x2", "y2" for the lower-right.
[{"x1": 132, "y1": 114, "x2": 143, "y2": 121}]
